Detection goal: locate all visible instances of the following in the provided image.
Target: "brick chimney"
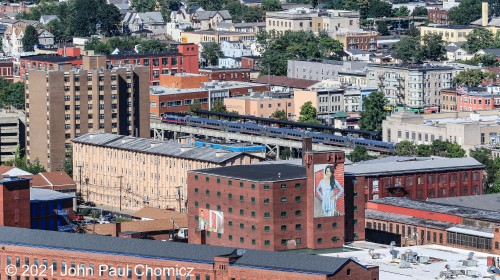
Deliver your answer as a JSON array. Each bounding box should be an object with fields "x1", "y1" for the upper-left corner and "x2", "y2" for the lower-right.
[
  {"x1": 482, "y1": 0, "x2": 489, "y2": 27},
  {"x1": 302, "y1": 137, "x2": 312, "y2": 166},
  {"x1": 112, "y1": 222, "x2": 121, "y2": 237}
]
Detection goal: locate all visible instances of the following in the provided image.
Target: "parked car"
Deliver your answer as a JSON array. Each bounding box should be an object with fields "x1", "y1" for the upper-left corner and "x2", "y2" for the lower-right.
[{"x1": 84, "y1": 202, "x2": 96, "y2": 207}]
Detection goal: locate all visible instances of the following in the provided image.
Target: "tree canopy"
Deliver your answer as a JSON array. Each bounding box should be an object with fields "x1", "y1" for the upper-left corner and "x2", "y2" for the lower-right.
[
  {"x1": 18, "y1": 0, "x2": 121, "y2": 38},
  {"x1": 4, "y1": 146, "x2": 46, "y2": 174},
  {"x1": 359, "y1": 91, "x2": 388, "y2": 134},
  {"x1": 84, "y1": 37, "x2": 176, "y2": 54},
  {"x1": 189, "y1": 99, "x2": 202, "y2": 115},
  {"x1": 271, "y1": 109, "x2": 287, "y2": 120},
  {"x1": 201, "y1": 43, "x2": 223, "y2": 66},
  {"x1": 298, "y1": 101, "x2": 318, "y2": 123},
  {"x1": 470, "y1": 148, "x2": 500, "y2": 193},
  {"x1": 391, "y1": 34, "x2": 445, "y2": 63},
  {"x1": 348, "y1": 146, "x2": 377, "y2": 163},
  {"x1": 396, "y1": 140, "x2": 466, "y2": 158},
  {"x1": 448, "y1": 0, "x2": 482, "y2": 25},
  {"x1": 257, "y1": 30, "x2": 342, "y2": 76},
  {"x1": 22, "y1": 25, "x2": 39, "y2": 51},
  {"x1": 420, "y1": 33, "x2": 446, "y2": 61},
  {"x1": 0, "y1": 77, "x2": 25, "y2": 110},
  {"x1": 452, "y1": 69, "x2": 486, "y2": 87},
  {"x1": 411, "y1": 6, "x2": 428, "y2": 16},
  {"x1": 392, "y1": 36, "x2": 422, "y2": 63}
]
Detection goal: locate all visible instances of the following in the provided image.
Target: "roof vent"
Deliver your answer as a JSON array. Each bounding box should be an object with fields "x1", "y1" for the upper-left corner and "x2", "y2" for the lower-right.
[{"x1": 278, "y1": 172, "x2": 281, "y2": 178}]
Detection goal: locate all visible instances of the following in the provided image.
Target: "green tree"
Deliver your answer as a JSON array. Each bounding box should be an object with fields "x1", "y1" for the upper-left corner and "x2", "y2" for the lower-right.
[
  {"x1": 22, "y1": 25, "x2": 39, "y2": 51},
  {"x1": 377, "y1": 21, "x2": 389, "y2": 36},
  {"x1": 464, "y1": 28, "x2": 495, "y2": 53},
  {"x1": 262, "y1": 0, "x2": 282, "y2": 11},
  {"x1": 364, "y1": 0, "x2": 393, "y2": 19},
  {"x1": 26, "y1": 159, "x2": 46, "y2": 174},
  {"x1": 452, "y1": 69, "x2": 485, "y2": 87},
  {"x1": 271, "y1": 109, "x2": 287, "y2": 120},
  {"x1": 393, "y1": 6, "x2": 410, "y2": 17},
  {"x1": 132, "y1": 0, "x2": 156, "y2": 12},
  {"x1": 0, "y1": 77, "x2": 25, "y2": 109},
  {"x1": 45, "y1": 19, "x2": 65, "y2": 42},
  {"x1": 280, "y1": 147, "x2": 292, "y2": 160},
  {"x1": 420, "y1": 33, "x2": 446, "y2": 61},
  {"x1": 411, "y1": 6, "x2": 428, "y2": 16},
  {"x1": 84, "y1": 37, "x2": 112, "y2": 54},
  {"x1": 137, "y1": 40, "x2": 170, "y2": 53},
  {"x1": 189, "y1": 99, "x2": 202, "y2": 115},
  {"x1": 416, "y1": 144, "x2": 432, "y2": 157},
  {"x1": 359, "y1": 91, "x2": 388, "y2": 134},
  {"x1": 258, "y1": 30, "x2": 343, "y2": 76},
  {"x1": 448, "y1": 0, "x2": 482, "y2": 25},
  {"x1": 212, "y1": 99, "x2": 227, "y2": 113},
  {"x1": 63, "y1": 146, "x2": 73, "y2": 178},
  {"x1": 392, "y1": 36, "x2": 421, "y2": 63},
  {"x1": 298, "y1": 101, "x2": 318, "y2": 123},
  {"x1": 4, "y1": 146, "x2": 46, "y2": 174},
  {"x1": 348, "y1": 146, "x2": 376, "y2": 163},
  {"x1": 201, "y1": 43, "x2": 223, "y2": 66},
  {"x1": 395, "y1": 140, "x2": 416, "y2": 156}
]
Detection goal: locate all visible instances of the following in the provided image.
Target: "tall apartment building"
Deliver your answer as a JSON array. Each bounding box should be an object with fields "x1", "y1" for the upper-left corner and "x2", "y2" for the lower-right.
[
  {"x1": 367, "y1": 64, "x2": 453, "y2": 108},
  {"x1": 0, "y1": 109, "x2": 25, "y2": 163},
  {"x1": 287, "y1": 59, "x2": 367, "y2": 81},
  {"x1": 72, "y1": 133, "x2": 262, "y2": 212},
  {"x1": 25, "y1": 55, "x2": 150, "y2": 171}
]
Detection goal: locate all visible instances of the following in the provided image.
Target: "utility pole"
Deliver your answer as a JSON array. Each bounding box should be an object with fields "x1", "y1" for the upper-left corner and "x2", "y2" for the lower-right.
[
  {"x1": 175, "y1": 186, "x2": 182, "y2": 212},
  {"x1": 116, "y1": 175, "x2": 123, "y2": 211},
  {"x1": 76, "y1": 165, "x2": 83, "y2": 204}
]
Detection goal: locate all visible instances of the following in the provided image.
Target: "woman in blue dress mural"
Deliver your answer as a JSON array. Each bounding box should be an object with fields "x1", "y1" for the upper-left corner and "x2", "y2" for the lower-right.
[{"x1": 316, "y1": 165, "x2": 344, "y2": 216}]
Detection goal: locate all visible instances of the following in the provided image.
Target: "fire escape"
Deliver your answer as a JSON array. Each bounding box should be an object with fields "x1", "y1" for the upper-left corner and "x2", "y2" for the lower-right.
[
  {"x1": 396, "y1": 76, "x2": 405, "y2": 106},
  {"x1": 386, "y1": 178, "x2": 408, "y2": 197},
  {"x1": 377, "y1": 74, "x2": 385, "y2": 93}
]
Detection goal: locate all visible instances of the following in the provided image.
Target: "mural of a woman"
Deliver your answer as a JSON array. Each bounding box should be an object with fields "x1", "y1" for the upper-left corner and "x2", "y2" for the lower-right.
[{"x1": 316, "y1": 165, "x2": 344, "y2": 216}]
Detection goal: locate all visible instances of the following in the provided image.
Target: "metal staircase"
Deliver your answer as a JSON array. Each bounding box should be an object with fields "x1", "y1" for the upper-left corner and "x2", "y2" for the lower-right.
[{"x1": 56, "y1": 209, "x2": 77, "y2": 232}]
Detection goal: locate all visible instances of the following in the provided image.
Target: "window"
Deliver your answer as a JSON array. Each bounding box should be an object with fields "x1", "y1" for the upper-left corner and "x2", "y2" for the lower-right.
[
  {"x1": 264, "y1": 185, "x2": 270, "y2": 190},
  {"x1": 264, "y1": 226, "x2": 270, "y2": 232},
  {"x1": 296, "y1": 224, "x2": 302, "y2": 230},
  {"x1": 264, "y1": 198, "x2": 270, "y2": 204},
  {"x1": 240, "y1": 223, "x2": 244, "y2": 229},
  {"x1": 228, "y1": 193, "x2": 232, "y2": 199},
  {"x1": 295, "y1": 183, "x2": 301, "y2": 188},
  {"x1": 264, "y1": 240, "x2": 270, "y2": 246},
  {"x1": 251, "y1": 197, "x2": 255, "y2": 203},
  {"x1": 317, "y1": 238, "x2": 323, "y2": 244},
  {"x1": 317, "y1": 224, "x2": 322, "y2": 229},
  {"x1": 228, "y1": 207, "x2": 232, "y2": 213},
  {"x1": 240, "y1": 209, "x2": 244, "y2": 215},
  {"x1": 281, "y1": 197, "x2": 287, "y2": 202},
  {"x1": 332, "y1": 222, "x2": 337, "y2": 228},
  {"x1": 281, "y1": 184, "x2": 286, "y2": 189},
  {"x1": 280, "y1": 211, "x2": 287, "y2": 217},
  {"x1": 239, "y1": 195, "x2": 244, "y2": 202},
  {"x1": 240, "y1": 182, "x2": 244, "y2": 188},
  {"x1": 281, "y1": 225, "x2": 287, "y2": 231},
  {"x1": 228, "y1": 180, "x2": 233, "y2": 186},
  {"x1": 217, "y1": 178, "x2": 221, "y2": 184},
  {"x1": 295, "y1": 196, "x2": 301, "y2": 202},
  {"x1": 295, "y1": 210, "x2": 302, "y2": 216},
  {"x1": 264, "y1": 212, "x2": 270, "y2": 218}
]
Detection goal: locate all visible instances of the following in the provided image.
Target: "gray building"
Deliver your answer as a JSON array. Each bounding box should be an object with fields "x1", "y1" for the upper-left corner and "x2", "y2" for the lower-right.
[
  {"x1": 0, "y1": 109, "x2": 25, "y2": 163},
  {"x1": 287, "y1": 59, "x2": 367, "y2": 81},
  {"x1": 367, "y1": 64, "x2": 454, "y2": 108}
]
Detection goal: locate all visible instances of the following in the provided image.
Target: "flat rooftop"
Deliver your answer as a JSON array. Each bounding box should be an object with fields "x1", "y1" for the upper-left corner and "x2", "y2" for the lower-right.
[
  {"x1": 150, "y1": 81, "x2": 266, "y2": 95},
  {"x1": 371, "y1": 197, "x2": 500, "y2": 223},
  {"x1": 20, "y1": 55, "x2": 81, "y2": 63},
  {"x1": 30, "y1": 188, "x2": 74, "y2": 202},
  {"x1": 429, "y1": 193, "x2": 500, "y2": 212},
  {"x1": 345, "y1": 156, "x2": 483, "y2": 176},
  {"x1": 425, "y1": 25, "x2": 475, "y2": 30},
  {"x1": 191, "y1": 163, "x2": 306, "y2": 182},
  {"x1": 0, "y1": 226, "x2": 356, "y2": 276},
  {"x1": 72, "y1": 133, "x2": 257, "y2": 164}
]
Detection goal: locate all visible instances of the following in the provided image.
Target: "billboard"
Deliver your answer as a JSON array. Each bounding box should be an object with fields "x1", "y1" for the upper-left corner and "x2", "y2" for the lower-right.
[
  {"x1": 314, "y1": 164, "x2": 344, "y2": 217},
  {"x1": 198, "y1": 208, "x2": 224, "y2": 233}
]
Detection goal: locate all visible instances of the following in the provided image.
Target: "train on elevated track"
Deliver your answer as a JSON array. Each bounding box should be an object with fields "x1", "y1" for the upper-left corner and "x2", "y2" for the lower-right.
[{"x1": 161, "y1": 114, "x2": 397, "y2": 154}]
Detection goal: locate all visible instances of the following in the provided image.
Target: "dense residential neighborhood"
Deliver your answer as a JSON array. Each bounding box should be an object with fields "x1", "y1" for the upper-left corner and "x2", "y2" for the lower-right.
[{"x1": 0, "y1": 0, "x2": 500, "y2": 279}]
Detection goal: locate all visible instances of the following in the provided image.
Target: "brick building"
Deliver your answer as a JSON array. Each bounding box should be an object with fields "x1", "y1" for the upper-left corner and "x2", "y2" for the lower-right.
[
  {"x1": 428, "y1": 9, "x2": 449, "y2": 25},
  {"x1": 149, "y1": 81, "x2": 268, "y2": 117},
  {"x1": 72, "y1": 133, "x2": 263, "y2": 212},
  {"x1": 19, "y1": 44, "x2": 199, "y2": 85},
  {"x1": 336, "y1": 31, "x2": 377, "y2": 51},
  {"x1": 241, "y1": 56, "x2": 262, "y2": 70},
  {"x1": 26, "y1": 55, "x2": 150, "y2": 171},
  {"x1": 199, "y1": 68, "x2": 251, "y2": 82},
  {"x1": 365, "y1": 197, "x2": 500, "y2": 255},
  {"x1": 345, "y1": 156, "x2": 484, "y2": 201},
  {"x1": 0, "y1": 60, "x2": 14, "y2": 82},
  {"x1": 0, "y1": 177, "x2": 30, "y2": 228},
  {"x1": 0, "y1": 226, "x2": 379, "y2": 280},
  {"x1": 187, "y1": 150, "x2": 359, "y2": 251}
]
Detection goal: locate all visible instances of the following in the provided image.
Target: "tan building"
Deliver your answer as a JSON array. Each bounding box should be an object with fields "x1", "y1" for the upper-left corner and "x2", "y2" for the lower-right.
[
  {"x1": 180, "y1": 30, "x2": 256, "y2": 44},
  {"x1": 294, "y1": 86, "x2": 355, "y2": 123},
  {"x1": 266, "y1": 8, "x2": 317, "y2": 34},
  {"x1": 72, "y1": 133, "x2": 263, "y2": 212},
  {"x1": 224, "y1": 91, "x2": 294, "y2": 118},
  {"x1": 419, "y1": 25, "x2": 476, "y2": 43},
  {"x1": 311, "y1": 10, "x2": 359, "y2": 37},
  {"x1": 382, "y1": 110, "x2": 500, "y2": 151},
  {"x1": 335, "y1": 30, "x2": 377, "y2": 51},
  {"x1": 26, "y1": 55, "x2": 150, "y2": 171}
]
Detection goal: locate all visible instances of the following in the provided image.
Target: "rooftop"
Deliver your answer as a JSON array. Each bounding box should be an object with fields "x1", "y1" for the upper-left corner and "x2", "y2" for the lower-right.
[
  {"x1": 30, "y1": 188, "x2": 74, "y2": 202},
  {"x1": 72, "y1": 133, "x2": 257, "y2": 164},
  {"x1": 88, "y1": 219, "x2": 188, "y2": 236},
  {"x1": 132, "y1": 207, "x2": 187, "y2": 220},
  {"x1": 20, "y1": 54, "x2": 81, "y2": 63},
  {"x1": 0, "y1": 226, "x2": 356, "y2": 275},
  {"x1": 370, "y1": 197, "x2": 500, "y2": 224},
  {"x1": 107, "y1": 51, "x2": 180, "y2": 59},
  {"x1": 150, "y1": 81, "x2": 266, "y2": 95},
  {"x1": 424, "y1": 25, "x2": 475, "y2": 30},
  {"x1": 253, "y1": 75, "x2": 319, "y2": 89},
  {"x1": 191, "y1": 163, "x2": 306, "y2": 182},
  {"x1": 345, "y1": 156, "x2": 483, "y2": 176},
  {"x1": 429, "y1": 193, "x2": 500, "y2": 212}
]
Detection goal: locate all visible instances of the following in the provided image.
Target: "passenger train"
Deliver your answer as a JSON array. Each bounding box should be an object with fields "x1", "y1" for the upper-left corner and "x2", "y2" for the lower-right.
[{"x1": 161, "y1": 115, "x2": 397, "y2": 153}]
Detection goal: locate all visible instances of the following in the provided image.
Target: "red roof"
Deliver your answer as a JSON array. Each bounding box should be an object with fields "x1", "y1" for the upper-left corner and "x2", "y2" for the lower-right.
[
  {"x1": 0, "y1": 166, "x2": 14, "y2": 175},
  {"x1": 29, "y1": 172, "x2": 76, "y2": 191}
]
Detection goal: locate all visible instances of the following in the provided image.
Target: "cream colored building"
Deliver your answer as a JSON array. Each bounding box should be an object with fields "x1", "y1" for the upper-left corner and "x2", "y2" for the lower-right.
[
  {"x1": 180, "y1": 30, "x2": 256, "y2": 44},
  {"x1": 382, "y1": 110, "x2": 500, "y2": 152},
  {"x1": 72, "y1": 133, "x2": 262, "y2": 212},
  {"x1": 419, "y1": 25, "x2": 476, "y2": 43},
  {"x1": 266, "y1": 8, "x2": 317, "y2": 34},
  {"x1": 224, "y1": 92, "x2": 294, "y2": 119}
]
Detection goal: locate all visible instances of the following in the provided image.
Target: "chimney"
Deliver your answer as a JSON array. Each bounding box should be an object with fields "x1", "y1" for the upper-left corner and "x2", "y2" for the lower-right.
[
  {"x1": 112, "y1": 222, "x2": 121, "y2": 237},
  {"x1": 301, "y1": 137, "x2": 312, "y2": 166},
  {"x1": 482, "y1": 0, "x2": 489, "y2": 27}
]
